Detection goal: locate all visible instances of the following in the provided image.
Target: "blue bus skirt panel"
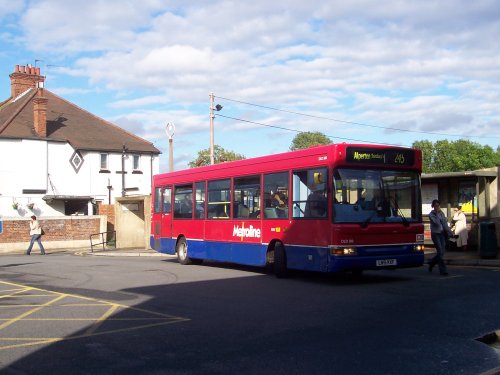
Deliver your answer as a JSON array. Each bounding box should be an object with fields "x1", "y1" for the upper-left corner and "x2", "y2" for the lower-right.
[
  {"x1": 188, "y1": 240, "x2": 268, "y2": 266},
  {"x1": 150, "y1": 236, "x2": 424, "y2": 272},
  {"x1": 286, "y1": 245, "x2": 330, "y2": 272},
  {"x1": 150, "y1": 236, "x2": 268, "y2": 266},
  {"x1": 150, "y1": 236, "x2": 177, "y2": 255}
]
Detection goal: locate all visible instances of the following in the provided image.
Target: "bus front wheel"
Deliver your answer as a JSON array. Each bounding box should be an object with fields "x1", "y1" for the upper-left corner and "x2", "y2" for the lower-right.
[
  {"x1": 176, "y1": 237, "x2": 191, "y2": 265},
  {"x1": 274, "y1": 242, "x2": 288, "y2": 278}
]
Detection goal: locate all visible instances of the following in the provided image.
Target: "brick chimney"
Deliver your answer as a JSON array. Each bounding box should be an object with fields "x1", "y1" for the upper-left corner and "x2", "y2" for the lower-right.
[
  {"x1": 33, "y1": 88, "x2": 48, "y2": 137},
  {"x1": 9, "y1": 64, "x2": 45, "y2": 98}
]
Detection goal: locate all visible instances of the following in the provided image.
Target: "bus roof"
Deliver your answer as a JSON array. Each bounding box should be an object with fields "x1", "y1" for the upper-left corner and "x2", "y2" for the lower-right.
[{"x1": 154, "y1": 143, "x2": 421, "y2": 184}]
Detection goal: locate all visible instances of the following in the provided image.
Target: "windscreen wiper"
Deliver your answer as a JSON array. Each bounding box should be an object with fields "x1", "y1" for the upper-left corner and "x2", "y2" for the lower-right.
[
  {"x1": 389, "y1": 197, "x2": 409, "y2": 227},
  {"x1": 360, "y1": 212, "x2": 375, "y2": 228}
]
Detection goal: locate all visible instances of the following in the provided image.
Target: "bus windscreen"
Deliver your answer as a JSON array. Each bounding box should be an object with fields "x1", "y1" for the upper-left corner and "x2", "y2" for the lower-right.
[{"x1": 333, "y1": 168, "x2": 421, "y2": 224}]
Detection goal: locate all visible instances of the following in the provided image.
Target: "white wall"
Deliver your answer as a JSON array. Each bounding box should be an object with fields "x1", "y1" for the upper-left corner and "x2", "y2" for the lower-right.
[{"x1": 0, "y1": 138, "x2": 159, "y2": 218}]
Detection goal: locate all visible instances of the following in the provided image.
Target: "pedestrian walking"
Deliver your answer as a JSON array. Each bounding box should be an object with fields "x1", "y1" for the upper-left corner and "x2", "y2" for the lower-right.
[
  {"x1": 428, "y1": 200, "x2": 453, "y2": 275},
  {"x1": 26, "y1": 215, "x2": 45, "y2": 255}
]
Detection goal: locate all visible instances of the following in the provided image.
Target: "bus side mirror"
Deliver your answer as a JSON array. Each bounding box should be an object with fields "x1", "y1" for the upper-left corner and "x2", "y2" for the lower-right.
[{"x1": 314, "y1": 172, "x2": 323, "y2": 184}]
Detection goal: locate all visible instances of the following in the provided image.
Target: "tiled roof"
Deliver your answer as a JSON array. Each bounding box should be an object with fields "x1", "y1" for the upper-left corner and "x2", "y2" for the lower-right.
[{"x1": 0, "y1": 88, "x2": 160, "y2": 154}]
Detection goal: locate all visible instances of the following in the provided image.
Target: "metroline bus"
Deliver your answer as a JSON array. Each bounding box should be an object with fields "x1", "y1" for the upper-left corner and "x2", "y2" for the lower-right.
[{"x1": 150, "y1": 143, "x2": 425, "y2": 277}]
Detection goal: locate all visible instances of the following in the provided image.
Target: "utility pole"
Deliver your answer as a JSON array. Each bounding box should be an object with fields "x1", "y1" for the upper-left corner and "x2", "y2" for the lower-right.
[
  {"x1": 209, "y1": 93, "x2": 223, "y2": 165},
  {"x1": 209, "y1": 92, "x2": 215, "y2": 165}
]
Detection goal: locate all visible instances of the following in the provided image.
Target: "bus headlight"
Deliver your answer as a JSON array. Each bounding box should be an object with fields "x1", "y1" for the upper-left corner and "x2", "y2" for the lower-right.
[
  {"x1": 413, "y1": 244, "x2": 425, "y2": 252},
  {"x1": 330, "y1": 246, "x2": 357, "y2": 256}
]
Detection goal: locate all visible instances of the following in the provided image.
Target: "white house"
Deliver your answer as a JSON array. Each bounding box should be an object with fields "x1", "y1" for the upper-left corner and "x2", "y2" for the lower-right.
[{"x1": 0, "y1": 64, "x2": 160, "y2": 218}]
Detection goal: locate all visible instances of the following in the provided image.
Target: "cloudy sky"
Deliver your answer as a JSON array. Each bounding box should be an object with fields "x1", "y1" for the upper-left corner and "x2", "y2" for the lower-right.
[{"x1": 1, "y1": 0, "x2": 499, "y2": 171}]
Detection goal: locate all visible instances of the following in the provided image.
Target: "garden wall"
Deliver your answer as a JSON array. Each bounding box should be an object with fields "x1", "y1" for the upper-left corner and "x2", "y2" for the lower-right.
[{"x1": 0, "y1": 216, "x2": 107, "y2": 253}]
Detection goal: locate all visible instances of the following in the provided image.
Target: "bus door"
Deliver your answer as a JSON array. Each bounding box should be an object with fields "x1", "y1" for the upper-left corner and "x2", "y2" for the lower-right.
[
  {"x1": 151, "y1": 186, "x2": 162, "y2": 250},
  {"x1": 289, "y1": 168, "x2": 330, "y2": 271},
  {"x1": 155, "y1": 186, "x2": 173, "y2": 253}
]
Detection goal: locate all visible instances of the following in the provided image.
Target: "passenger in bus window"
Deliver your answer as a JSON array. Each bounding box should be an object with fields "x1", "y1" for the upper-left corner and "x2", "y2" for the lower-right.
[
  {"x1": 195, "y1": 202, "x2": 205, "y2": 218},
  {"x1": 357, "y1": 189, "x2": 391, "y2": 216},
  {"x1": 373, "y1": 191, "x2": 392, "y2": 217},
  {"x1": 181, "y1": 195, "x2": 192, "y2": 214},
  {"x1": 305, "y1": 188, "x2": 327, "y2": 217},
  {"x1": 356, "y1": 189, "x2": 375, "y2": 210},
  {"x1": 272, "y1": 192, "x2": 287, "y2": 218}
]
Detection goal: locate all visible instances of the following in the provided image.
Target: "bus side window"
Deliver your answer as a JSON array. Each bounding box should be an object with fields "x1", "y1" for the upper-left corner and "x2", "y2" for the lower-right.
[
  {"x1": 264, "y1": 172, "x2": 288, "y2": 219},
  {"x1": 234, "y1": 175, "x2": 260, "y2": 219},
  {"x1": 154, "y1": 187, "x2": 162, "y2": 213},
  {"x1": 292, "y1": 168, "x2": 327, "y2": 218},
  {"x1": 195, "y1": 181, "x2": 206, "y2": 219},
  {"x1": 208, "y1": 179, "x2": 230, "y2": 219},
  {"x1": 174, "y1": 184, "x2": 193, "y2": 219},
  {"x1": 162, "y1": 187, "x2": 172, "y2": 213}
]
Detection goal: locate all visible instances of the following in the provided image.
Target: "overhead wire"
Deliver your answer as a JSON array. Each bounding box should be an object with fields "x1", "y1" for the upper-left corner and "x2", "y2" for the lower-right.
[
  {"x1": 215, "y1": 114, "x2": 408, "y2": 147},
  {"x1": 214, "y1": 95, "x2": 500, "y2": 140}
]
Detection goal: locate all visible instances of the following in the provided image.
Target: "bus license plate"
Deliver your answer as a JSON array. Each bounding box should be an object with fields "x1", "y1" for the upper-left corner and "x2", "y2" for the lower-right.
[{"x1": 376, "y1": 259, "x2": 397, "y2": 267}]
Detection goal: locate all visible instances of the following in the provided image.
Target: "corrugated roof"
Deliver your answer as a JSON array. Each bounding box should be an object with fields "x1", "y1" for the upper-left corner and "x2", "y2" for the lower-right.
[{"x1": 0, "y1": 88, "x2": 160, "y2": 154}]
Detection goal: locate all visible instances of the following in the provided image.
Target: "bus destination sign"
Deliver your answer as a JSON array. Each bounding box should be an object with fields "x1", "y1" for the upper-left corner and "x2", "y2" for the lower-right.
[{"x1": 346, "y1": 147, "x2": 414, "y2": 166}]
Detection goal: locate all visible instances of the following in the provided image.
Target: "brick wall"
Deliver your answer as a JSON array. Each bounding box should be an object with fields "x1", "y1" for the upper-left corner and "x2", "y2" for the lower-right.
[
  {"x1": 97, "y1": 203, "x2": 115, "y2": 226},
  {"x1": 0, "y1": 216, "x2": 106, "y2": 252}
]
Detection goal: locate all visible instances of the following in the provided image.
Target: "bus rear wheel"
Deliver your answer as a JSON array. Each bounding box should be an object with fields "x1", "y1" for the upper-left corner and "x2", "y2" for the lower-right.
[
  {"x1": 176, "y1": 237, "x2": 191, "y2": 265},
  {"x1": 274, "y1": 242, "x2": 287, "y2": 278}
]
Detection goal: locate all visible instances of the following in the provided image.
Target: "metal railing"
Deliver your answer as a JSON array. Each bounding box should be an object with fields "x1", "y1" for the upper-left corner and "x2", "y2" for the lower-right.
[{"x1": 90, "y1": 231, "x2": 116, "y2": 252}]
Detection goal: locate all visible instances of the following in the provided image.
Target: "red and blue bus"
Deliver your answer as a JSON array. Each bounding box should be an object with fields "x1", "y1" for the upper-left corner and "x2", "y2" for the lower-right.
[{"x1": 150, "y1": 143, "x2": 424, "y2": 277}]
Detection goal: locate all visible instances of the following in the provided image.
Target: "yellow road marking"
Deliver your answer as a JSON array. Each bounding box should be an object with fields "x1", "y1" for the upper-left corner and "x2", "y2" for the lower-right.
[
  {"x1": 0, "y1": 339, "x2": 62, "y2": 351},
  {"x1": 0, "y1": 280, "x2": 189, "y2": 351},
  {"x1": 85, "y1": 304, "x2": 120, "y2": 335},
  {"x1": 0, "y1": 288, "x2": 30, "y2": 299},
  {"x1": 0, "y1": 318, "x2": 171, "y2": 321},
  {"x1": 1, "y1": 294, "x2": 57, "y2": 298},
  {"x1": 0, "y1": 288, "x2": 28, "y2": 293},
  {"x1": 0, "y1": 294, "x2": 66, "y2": 330}
]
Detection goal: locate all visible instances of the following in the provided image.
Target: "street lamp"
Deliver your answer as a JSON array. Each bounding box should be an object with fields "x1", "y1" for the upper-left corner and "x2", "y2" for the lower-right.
[
  {"x1": 166, "y1": 122, "x2": 175, "y2": 172},
  {"x1": 209, "y1": 92, "x2": 223, "y2": 165}
]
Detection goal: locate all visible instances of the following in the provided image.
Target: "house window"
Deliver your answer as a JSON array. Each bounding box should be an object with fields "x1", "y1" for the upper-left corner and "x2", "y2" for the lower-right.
[
  {"x1": 133, "y1": 155, "x2": 140, "y2": 170},
  {"x1": 100, "y1": 153, "x2": 109, "y2": 170}
]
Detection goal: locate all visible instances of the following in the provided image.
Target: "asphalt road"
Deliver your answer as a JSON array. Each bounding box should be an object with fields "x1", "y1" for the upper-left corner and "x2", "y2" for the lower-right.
[{"x1": 0, "y1": 253, "x2": 499, "y2": 375}]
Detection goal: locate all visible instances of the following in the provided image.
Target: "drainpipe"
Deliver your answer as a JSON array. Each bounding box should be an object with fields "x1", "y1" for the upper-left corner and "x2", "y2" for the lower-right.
[
  {"x1": 121, "y1": 145, "x2": 127, "y2": 197},
  {"x1": 150, "y1": 154, "x2": 154, "y2": 194}
]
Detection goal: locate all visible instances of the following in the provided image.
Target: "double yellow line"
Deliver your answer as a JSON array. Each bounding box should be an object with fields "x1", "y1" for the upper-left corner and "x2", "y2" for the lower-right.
[{"x1": 0, "y1": 280, "x2": 189, "y2": 350}]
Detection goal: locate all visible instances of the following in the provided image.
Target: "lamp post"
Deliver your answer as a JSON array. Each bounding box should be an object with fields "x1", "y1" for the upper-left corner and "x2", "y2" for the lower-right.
[
  {"x1": 107, "y1": 178, "x2": 112, "y2": 204},
  {"x1": 166, "y1": 122, "x2": 175, "y2": 172},
  {"x1": 209, "y1": 92, "x2": 223, "y2": 165}
]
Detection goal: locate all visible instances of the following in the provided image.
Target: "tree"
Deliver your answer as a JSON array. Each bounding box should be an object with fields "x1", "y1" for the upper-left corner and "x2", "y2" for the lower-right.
[
  {"x1": 289, "y1": 131, "x2": 331, "y2": 151},
  {"x1": 412, "y1": 139, "x2": 500, "y2": 173},
  {"x1": 188, "y1": 145, "x2": 245, "y2": 168},
  {"x1": 412, "y1": 140, "x2": 433, "y2": 173}
]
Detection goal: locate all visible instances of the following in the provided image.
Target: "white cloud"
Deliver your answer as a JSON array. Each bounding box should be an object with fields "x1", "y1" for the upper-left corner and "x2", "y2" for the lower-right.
[
  {"x1": 2, "y1": 0, "x2": 499, "y2": 167},
  {"x1": 0, "y1": 0, "x2": 24, "y2": 19},
  {"x1": 109, "y1": 95, "x2": 170, "y2": 109}
]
